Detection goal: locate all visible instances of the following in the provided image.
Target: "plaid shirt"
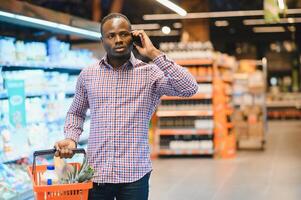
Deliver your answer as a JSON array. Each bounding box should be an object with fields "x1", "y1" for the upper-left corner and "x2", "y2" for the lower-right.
[{"x1": 64, "y1": 53, "x2": 198, "y2": 183}]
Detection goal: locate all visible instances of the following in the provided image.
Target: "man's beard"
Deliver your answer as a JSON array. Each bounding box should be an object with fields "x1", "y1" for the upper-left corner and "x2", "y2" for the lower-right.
[{"x1": 111, "y1": 45, "x2": 133, "y2": 58}]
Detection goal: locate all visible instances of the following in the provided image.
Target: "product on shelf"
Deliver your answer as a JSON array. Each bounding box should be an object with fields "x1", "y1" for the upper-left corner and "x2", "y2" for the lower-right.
[
  {"x1": 0, "y1": 37, "x2": 16, "y2": 63},
  {"x1": 159, "y1": 41, "x2": 214, "y2": 60},
  {"x1": 0, "y1": 163, "x2": 32, "y2": 199},
  {"x1": 215, "y1": 53, "x2": 238, "y2": 70},
  {"x1": 0, "y1": 36, "x2": 97, "y2": 68},
  {"x1": 158, "y1": 99, "x2": 212, "y2": 111},
  {"x1": 233, "y1": 59, "x2": 266, "y2": 149},
  {"x1": 154, "y1": 45, "x2": 236, "y2": 157},
  {"x1": 159, "y1": 116, "x2": 213, "y2": 130},
  {"x1": 3, "y1": 70, "x2": 78, "y2": 95},
  {"x1": 160, "y1": 135, "x2": 213, "y2": 151},
  {"x1": 266, "y1": 92, "x2": 301, "y2": 119},
  {"x1": 0, "y1": 68, "x2": 4, "y2": 93},
  {"x1": 233, "y1": 105, "x2": 264, "y2": 139},
  {"x1": 0, "y1": 65, "x2": 91, "y2": 164}
]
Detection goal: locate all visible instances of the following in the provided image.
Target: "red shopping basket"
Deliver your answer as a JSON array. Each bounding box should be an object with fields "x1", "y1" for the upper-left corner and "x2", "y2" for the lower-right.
[{"x1": 28, "y1": 148, "x2": 93, "y2": 200}]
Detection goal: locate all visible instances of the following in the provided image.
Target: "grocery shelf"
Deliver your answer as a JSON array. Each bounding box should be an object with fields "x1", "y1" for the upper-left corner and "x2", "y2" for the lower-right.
[
  {"x1": 0, "y1": 91, "x2": 6, "y2": 99},
  {"x1": 226, "y1": 91, "x2": 233, "y2": 96},
  {"x1": 227, "y1": 123, "x2": 234, "y2": 129},
  {"x1": 154, "y1": 48, "x2": 236, "y2": 158},
  {"x1": 237, "y1": 137, "x2": 265, "y2": 150},
  {"x1": 161, "y1": 93, "x2": 212, "y2": 100},
  {"x1": 158, "y1": 129, "x2": 213, "y2": 135},
  {"x1": 217, "y1": 63, "x2": 233, "y2": 69},
  {"x1": 266, "y1": 100, "x2": 301, "y2": 108},
  {"x1": 156, "y1": 110, "x2": 213, "y2": 117},
  {"x1": 175, "y1": 59, "x2": 213, "y2": 66},
  {"x1": 11, "y1": 188, "x2": 34, "y2": 200},
  {"x1": 234, "y1": 73, "x2": 248, "y2": 80},
  {"x1": 159, "y1": 149, "x2": 214, "y2": 155},
  {"x1": 226, "y1": 108, "x2": 234, "y2": 115},
  {"x1": 0, "y1": 90, "x2": 75, "y2": 99},
  {"x1": 222, "y1": 77, "x2": 233, "y2": 83},
  {"x1": 0, "y1": 61, "x2": 84, "y2": 70},
  {"x1": 196, "y1": 76, "x2": 212, "y2": 82}
]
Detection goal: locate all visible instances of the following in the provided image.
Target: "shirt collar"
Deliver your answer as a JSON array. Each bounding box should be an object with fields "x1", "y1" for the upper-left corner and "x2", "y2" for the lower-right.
[{"x1": 99, "y1": 52, "x2": 137, "y2": 70}]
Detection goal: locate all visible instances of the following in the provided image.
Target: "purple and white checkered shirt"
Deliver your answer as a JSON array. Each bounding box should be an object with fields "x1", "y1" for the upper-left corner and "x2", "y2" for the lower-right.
[{"x1": 64, "y1": 52, "x2": 198, "y2": 183}]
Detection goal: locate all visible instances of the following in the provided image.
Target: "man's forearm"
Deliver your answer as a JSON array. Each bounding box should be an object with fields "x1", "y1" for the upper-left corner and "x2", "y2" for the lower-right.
[
  {"x1": 153, "y1": 54, "x2": 198, "y2": 97},
  {"x1": 149, "y1": 48, "x2": 162, "y2": 60},
  {"x1": 64, "y1": 112, "x2": 85, "y2": 143}
]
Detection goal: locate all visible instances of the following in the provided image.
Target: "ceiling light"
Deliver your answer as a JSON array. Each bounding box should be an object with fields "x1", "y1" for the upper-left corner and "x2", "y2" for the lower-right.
[
  {"x1": 155, "y1": 0, "x2": 187, "y2": 16},
  {"x1": 215, "y1": 20, "x2": 229, "y2": 27},
  {"x1": 161, "y1": 26, "x2": 171, "y2": 34},
  {"x1": 0, "y1": 10, "x2": 101, "y2": 40},
  {"x1": 131, "y1": 23, "x2": 160, "y2": 30},
  {"x1": 278, "y1": 0, "x2": 285, "y2": 10},
  {"x1": 253, "y1": 26, "x2": 285, "y2": 33},
  {"x1": 143, "y1": 8, "x2": 301, "y2": 20}
]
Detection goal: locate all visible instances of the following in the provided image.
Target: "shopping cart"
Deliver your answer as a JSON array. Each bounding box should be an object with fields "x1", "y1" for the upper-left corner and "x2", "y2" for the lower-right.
[{"x1": 28, "y1": 148, "x2": 93, "y2": 200}]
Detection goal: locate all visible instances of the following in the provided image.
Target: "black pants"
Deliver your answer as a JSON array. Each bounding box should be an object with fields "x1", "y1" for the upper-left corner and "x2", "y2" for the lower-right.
[{"x1": 88, "y1": 173, "x2": 150, "y2": 200}]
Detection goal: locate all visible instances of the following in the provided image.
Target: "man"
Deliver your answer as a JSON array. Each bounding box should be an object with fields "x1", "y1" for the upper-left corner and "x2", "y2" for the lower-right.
[{"x1": 54, "y1": 13, "x2": 198, "y2": 200}]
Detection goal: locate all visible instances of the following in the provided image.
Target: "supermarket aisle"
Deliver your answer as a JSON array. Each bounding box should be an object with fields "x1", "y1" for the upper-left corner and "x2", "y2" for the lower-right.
[{"x1": 149, "y1": 121, "x2": 301, "y2": 200}]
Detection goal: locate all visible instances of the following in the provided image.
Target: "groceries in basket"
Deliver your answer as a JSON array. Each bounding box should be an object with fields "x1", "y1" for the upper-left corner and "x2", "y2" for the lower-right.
[
  {"x1": 39, "y1": 151, "x2": 94, "y2": 185},
  {"x1": 41, "y1": 165, "x2": 59, "y2": 185},
  {"x1": 54, "y1": 156, "x2": 94, "y2": 184}
]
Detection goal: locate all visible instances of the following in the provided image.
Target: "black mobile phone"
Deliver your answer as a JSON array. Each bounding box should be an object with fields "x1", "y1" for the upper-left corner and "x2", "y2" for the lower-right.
[{"x1": 131, "y1": 33, "x2": 143, "y2": 47}]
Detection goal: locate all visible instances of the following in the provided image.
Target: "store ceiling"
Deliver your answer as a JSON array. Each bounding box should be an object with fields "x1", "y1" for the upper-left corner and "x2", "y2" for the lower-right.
[
  {"x1": 19, "y1": 0, "x2": 301, "y2": 20},
  {"x1": 2, "y1": 0, "x2": 301, "y2": 54}
]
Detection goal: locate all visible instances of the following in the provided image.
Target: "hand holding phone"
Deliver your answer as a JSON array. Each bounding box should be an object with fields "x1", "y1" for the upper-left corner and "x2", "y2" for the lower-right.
[
  {"x1": 131, "y1": 33, "x2": 143, "y2": 47},
  {"x1": 131, "y1": 30, "x2": 161, "y2": 60}
]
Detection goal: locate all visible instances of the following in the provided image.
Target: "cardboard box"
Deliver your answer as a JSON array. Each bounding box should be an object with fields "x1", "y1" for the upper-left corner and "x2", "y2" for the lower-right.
[
  {"x1": 248, "y1": 121, "x2": 263, "y2": 137},
  {"x1": 248, "y1": 113, "x2": 258, "y2": 124},
  {"x1": 235, "y1": 121, "x2": 248, "y2": 139},
  {"x1": 232, "y1": 110, "x2": 244, "y2": 121},
  {"x1": 248, "y1": 71, "x2": 265, "y2": 93},
  {"x1": 250, "y1": 105, "x2": 262, "y2": 115},
  {"x1": 242, "y1": 106, "x2": 251, "y2": 116},
  {"x1": 249, "y1": 86, "x2": 265, "y2": 94},
  {"x1": 247, "y1": 106, "x2": 262, "y2": 124}
]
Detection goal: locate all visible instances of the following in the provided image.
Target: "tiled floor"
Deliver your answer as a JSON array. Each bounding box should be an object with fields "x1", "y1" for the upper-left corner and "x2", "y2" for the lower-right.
[{"x1": 149, "y1": 121, "x2": 301, "y2": 200}]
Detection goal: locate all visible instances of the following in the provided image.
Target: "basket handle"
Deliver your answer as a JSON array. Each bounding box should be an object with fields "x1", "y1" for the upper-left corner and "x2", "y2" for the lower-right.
[{"x1": 32, "y1": 148, "x2": 86, "y2": 177}]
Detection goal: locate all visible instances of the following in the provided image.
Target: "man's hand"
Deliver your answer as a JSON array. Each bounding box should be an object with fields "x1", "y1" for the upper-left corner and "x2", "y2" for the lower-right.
[
  {"x1": 54, "y1": 138, "x2": 77, "y2": 158},
  {"x1": 132, "y1": 30, "x2": 162, "y2": 60}
]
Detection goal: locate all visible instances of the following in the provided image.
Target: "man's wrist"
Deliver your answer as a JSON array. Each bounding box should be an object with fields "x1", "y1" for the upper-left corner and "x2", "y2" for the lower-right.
[
  {"x1": 65, "y1": 138, "x2": 77, "y2": 147},
  {"x1": 148, "y1": 48, "x2": 162, "y2": 60}
]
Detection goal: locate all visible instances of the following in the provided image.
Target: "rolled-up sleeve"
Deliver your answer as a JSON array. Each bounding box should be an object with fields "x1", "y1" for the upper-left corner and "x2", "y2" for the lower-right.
[
  {"x1": 64, "y1": 70, "x2": 89, "y2": 143},
  {"x1": 150, "y1": 54, "x2": 198, "y2": 97}
]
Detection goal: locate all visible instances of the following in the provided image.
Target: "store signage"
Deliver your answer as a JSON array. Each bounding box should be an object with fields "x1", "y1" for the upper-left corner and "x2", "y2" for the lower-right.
[{"x1": 5, "y1": 80, "x2": 26, "y2": 128}]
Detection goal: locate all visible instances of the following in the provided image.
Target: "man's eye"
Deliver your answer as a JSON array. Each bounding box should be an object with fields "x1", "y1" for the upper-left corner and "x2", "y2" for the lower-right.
[
  {"x1": 107, "y1": 34, "x2": 114, "y2": 39},
  {"x1": 120, "y1": 32, "x2": 129, "y2": 37}
]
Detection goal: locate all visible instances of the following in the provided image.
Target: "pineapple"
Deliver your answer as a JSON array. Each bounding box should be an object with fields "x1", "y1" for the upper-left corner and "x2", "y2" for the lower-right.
[{"x1": 55, "y1": 156, "x2": 94, "y2": 184}]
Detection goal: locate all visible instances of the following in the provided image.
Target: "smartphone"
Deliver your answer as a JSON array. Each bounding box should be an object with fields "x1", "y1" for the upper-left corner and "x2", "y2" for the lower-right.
[{"x1": 131, "y1": 33, "x2": 143, "y2": 47}]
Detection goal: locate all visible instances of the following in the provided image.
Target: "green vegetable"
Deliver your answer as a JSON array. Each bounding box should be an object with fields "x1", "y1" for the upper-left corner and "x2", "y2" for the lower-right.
[{"x1": 60, "y1": 156, "x2": 94, "y2": 184}]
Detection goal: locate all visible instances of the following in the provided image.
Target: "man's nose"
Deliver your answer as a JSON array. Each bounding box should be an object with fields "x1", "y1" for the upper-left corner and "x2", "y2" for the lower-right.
[{"x1": 115, "y1": 34, "x2": 122, "y2": 43}]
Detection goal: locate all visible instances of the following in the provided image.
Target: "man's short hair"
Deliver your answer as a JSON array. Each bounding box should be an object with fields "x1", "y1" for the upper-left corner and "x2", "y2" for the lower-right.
[{"x1": 100, "y1": 13, "x2": 131, "y2": 35}]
